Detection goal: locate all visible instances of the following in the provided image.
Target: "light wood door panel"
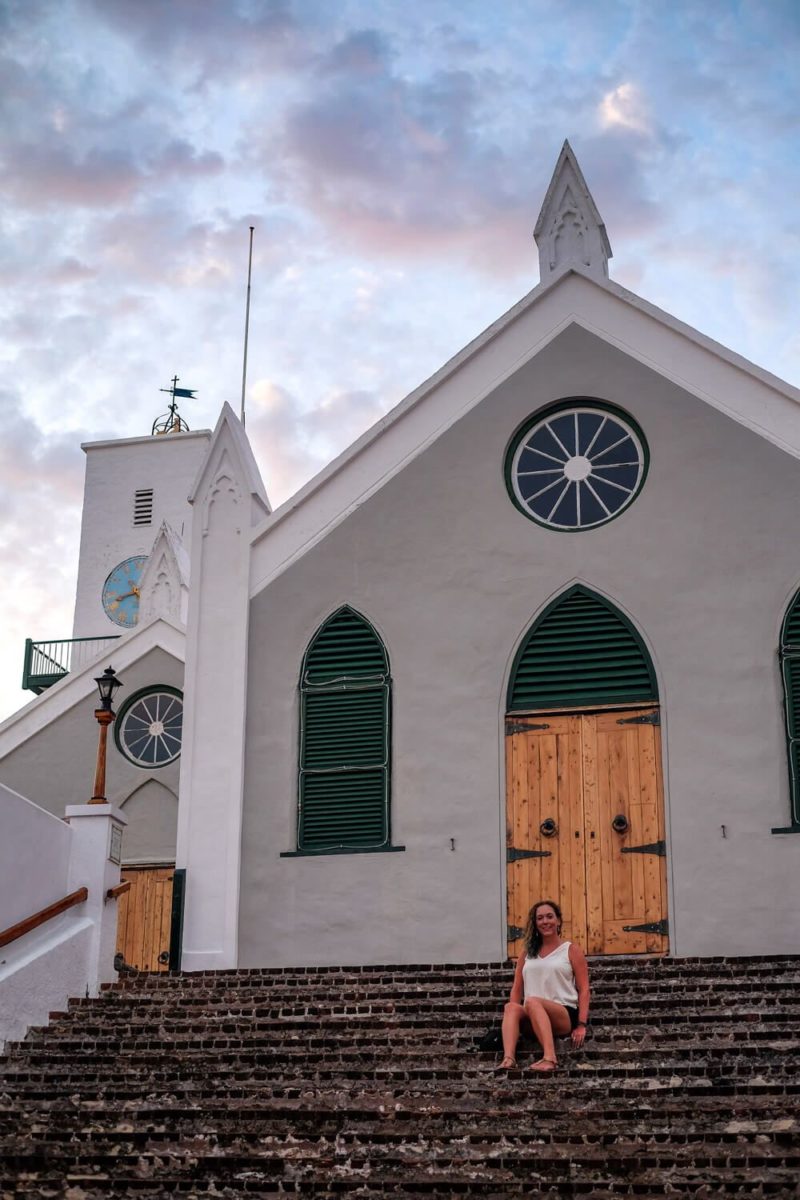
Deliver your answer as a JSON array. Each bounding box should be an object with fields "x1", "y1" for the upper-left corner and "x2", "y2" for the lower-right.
[
  {"x1": 506, "y1": 707, "x2": 667, "y2": 957},
  {"x1": 115, "y1": 866, "x2": 174, "y2": 972},
  {"x1": 506, "y1": 715, "x2": 584, "y2": 958}
]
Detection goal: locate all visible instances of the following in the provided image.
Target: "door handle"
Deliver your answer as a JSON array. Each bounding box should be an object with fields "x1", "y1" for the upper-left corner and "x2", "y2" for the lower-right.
[
  {"x1": 611, "y1": 813, "x2": 629, "y2": 834},
  {"x1": 540, "y1": 818, "x2": 558, "y2": 837}
]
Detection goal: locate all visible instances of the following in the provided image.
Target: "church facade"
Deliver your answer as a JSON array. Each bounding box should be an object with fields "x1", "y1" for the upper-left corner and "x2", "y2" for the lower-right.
[
  {"x1": 3, "y1": 144, "x2": 799, "y2": 973},
  {"x1": 178, "y1": 144, "x2": 800, "y2": 971}
]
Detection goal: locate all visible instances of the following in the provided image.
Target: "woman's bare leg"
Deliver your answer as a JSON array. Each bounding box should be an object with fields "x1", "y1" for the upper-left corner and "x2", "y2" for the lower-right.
[
  {"x1": 523, "y1": 997, "x2": 572, "y2": 1069},
  {"x1": 499, "y1": 1001, "x2": 527, "y2": 1065}
]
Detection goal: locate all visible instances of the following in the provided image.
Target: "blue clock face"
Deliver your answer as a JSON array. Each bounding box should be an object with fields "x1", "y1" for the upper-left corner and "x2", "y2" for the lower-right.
[{"x1": 102, "y1": 556, "x2": 148, "y2": 628}]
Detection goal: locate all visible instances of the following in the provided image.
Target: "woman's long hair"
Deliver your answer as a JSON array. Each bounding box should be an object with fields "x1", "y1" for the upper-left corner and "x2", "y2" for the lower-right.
[{"x1": 524, "y1": 899, "x2": 563, "y2": 957}]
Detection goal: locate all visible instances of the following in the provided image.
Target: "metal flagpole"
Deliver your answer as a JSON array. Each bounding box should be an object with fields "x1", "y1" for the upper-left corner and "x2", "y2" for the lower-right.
[{"x1": 240, "y1": 225, "x2": 255, "y2": 428}]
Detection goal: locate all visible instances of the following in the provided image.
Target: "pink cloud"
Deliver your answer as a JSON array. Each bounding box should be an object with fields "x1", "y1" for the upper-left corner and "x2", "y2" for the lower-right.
[{"x1": 1, "y1": 143, "x2": 144, "y2": 209}]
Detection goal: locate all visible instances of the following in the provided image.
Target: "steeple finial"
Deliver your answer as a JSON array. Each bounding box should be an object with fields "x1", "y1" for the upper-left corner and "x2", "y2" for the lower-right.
[{"x1": 534, "y1": 140, "x2": 612, "y2": 284}]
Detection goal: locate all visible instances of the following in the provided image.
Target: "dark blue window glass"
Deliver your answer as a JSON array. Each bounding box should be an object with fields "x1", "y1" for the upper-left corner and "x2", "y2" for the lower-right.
[{"x1": 509, "y1": 406, "x2": 646, "y2": 531}]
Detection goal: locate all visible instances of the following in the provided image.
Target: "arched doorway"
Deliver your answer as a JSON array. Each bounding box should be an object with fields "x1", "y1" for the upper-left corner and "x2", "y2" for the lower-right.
[{"x1": 505, "y1": 586, "x2": 668, "y2": 957}]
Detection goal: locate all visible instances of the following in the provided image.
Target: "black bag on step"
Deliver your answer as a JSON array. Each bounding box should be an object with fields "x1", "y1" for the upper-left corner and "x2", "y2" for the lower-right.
[{"x1": 476, "y1": 1025, "x2": 503, "y2": 1051}]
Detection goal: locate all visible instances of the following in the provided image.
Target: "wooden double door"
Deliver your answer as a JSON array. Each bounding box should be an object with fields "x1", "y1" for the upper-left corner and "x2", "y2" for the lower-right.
[
  {"x1": 506, "y1": 705, "x2": 668, "y2": 957},
  {"x1": 115, "y1": 866, "x2": 175, "y2": 972}
]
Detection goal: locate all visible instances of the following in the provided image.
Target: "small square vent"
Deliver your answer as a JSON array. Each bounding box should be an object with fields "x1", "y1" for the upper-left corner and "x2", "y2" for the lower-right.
[{"x1": 134, "y1": 488, "x2": 154, "y2": 526}]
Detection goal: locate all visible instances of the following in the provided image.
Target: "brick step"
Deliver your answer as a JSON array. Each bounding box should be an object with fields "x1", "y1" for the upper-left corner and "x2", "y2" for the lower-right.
[
  {"x1": 4, "y1": 1118, "x2": 798, "y2": 1156},
  {"x1": 4, "y1": 1043, "x2": 796, "y2": 1073},
  {"x1": 1, "y1": 1099, "x2": 796, "y2": 1123},
  {"x1": 4, "y1": 1178, "x2": 795, "y2": 1198},
  {"x1": 95, "y1": 969, "x2": 800, "y2": 992},
  {"x1": 73, "y1": 973, "x2": 800, "y2": 994},
  {"x1": 3, "y1": 957, "x2": 800, "y2": 1198},
  {"x1": 3, "y1": 1184, "x2": 796, "y2": 1200},
  {"x1": 22, "y1": 1014, "x2": 797, "y2": 1048},
  {"x1": 103, "y1": 955, "x2": 800, "y2": 979},
  {"x1": 15, "y1": 1016, "x2": 799, "y2": 1044},
  {"x1": 46, "y1": 989, "x2": 800, "y2": 1011},
  {"x1": 4, "y1": 1139, "x2": 800, "y2": 1182},
  {"x1": 3, "y1": 1155, "x2": 799, "y2": 1196},
  {"x1": 4, "y1": 1074, "x2": 798, "y2": 1105},
  {"x1": 37, "y1": 1003, "x2": 800, "y2": 1034},
  {"x1": 18, "y1": 1026, "x2": 795, "y2": 1052},
  {"x1": 3, "y1": 1043, "x2": 796, "y2": 1073}
]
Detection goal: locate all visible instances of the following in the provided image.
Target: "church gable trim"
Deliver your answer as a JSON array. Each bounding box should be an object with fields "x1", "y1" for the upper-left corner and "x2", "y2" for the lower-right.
[
  {"x1": 189, "y1": 402, "x2": 271, "y2": 519},
  {"x1": 250, "y1": 270, "x2": 800, "y2": 601}
]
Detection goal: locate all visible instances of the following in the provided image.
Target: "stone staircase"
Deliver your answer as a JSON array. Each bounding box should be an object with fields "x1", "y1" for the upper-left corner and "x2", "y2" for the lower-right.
[{"x1": 1, "y1": 956, "x2": 799, "y2": 1197}]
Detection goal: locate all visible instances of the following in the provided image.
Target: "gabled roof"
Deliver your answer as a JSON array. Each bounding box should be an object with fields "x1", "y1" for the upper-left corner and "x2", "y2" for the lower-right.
[
  {"x1": 248, "y1": 263, "x2": 800, "y2": 599},
  {"x1": 0, "y1": 615, "x2": 185, "y2": 757}
]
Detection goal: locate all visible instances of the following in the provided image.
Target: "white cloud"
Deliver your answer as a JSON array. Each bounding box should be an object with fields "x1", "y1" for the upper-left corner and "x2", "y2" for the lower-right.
[{"x1": 598, "y1": 82, "x2": 652, "y2": 135}]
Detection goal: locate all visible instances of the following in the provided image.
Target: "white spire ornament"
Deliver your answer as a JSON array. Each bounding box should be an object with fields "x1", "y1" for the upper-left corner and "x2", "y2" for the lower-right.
[{"x1": 534, "y1": 140, "x2": 612, "y2": 284}]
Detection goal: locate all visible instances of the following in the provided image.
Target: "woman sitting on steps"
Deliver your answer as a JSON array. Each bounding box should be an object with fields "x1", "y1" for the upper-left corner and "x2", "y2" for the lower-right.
[{"x1": 498, "y1": 899, "x2": 590, "y2": 1072}]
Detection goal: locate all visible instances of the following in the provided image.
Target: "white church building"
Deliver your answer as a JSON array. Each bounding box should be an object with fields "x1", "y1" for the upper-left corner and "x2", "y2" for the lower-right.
[{"x1": 2, "y1": 143, "x2": 799, "y2": 989}]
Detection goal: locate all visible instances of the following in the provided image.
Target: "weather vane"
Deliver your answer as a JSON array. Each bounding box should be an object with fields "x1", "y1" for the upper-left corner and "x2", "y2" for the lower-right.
[{"x1": 152, "y1": 375, "x2": 195, "y2": 435}]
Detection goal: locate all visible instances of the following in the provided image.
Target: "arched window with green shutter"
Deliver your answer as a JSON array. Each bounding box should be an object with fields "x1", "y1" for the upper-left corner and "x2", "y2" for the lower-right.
[
  {"x1": 298, "y1": 606, "x2": 391, "y2": 852},
  {"x1": 508, "y1": 585, "x2": 658, "y2": 712},
  {"x1": 779, "y1": 592, "x2": 800, "y2": 829}
]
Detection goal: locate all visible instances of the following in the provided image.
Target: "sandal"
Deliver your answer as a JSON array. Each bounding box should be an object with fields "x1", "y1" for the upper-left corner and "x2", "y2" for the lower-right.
[
  {"x1": 528, "y1": 1058, "x2": 558, "y2": 1073},
  {"x1": 493, "y1": 1056, "x2": 517, "y2": 1071}
]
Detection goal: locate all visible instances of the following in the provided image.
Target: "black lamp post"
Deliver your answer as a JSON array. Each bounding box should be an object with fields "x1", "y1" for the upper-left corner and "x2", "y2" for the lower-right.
[{"x1": 88, "y1": 667, "x2": 123, "y2": 804}]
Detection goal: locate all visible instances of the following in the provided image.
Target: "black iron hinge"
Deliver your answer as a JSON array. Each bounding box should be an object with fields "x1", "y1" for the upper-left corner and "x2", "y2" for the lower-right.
[
  {"x1": 622, "y1": 918, "x2": 669, "y2": 936},
  {"x1": 507, "y1": 847, "x2": 552, "y2": 862},
  {"x1": 617, "y1": 711, "x2": 660, "y2": 726},
  {"x1": 621, "y1": 840, "x2": 666, "y2": 857},
  {"x1": 507, "y1": 925, "x2": 525, "y2": 941},
  {"x1": 506, "y1": 719, "x2": 551, "y2": 734}
]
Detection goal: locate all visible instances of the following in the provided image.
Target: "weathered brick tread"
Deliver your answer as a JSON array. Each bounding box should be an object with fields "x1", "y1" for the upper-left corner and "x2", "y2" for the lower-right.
[{"x1": 2, "y1": 956, "x2": 799, "y2": 1198}]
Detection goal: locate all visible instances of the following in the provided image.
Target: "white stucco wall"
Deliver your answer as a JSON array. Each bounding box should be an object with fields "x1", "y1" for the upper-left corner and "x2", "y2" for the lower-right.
[
  {"x1": 72, "y1": 430, "x2": 210, "y2": 640},
  {"x1": 0, "y1": 647, "x2": 183, "y2": 864},
  {"x1": 0, "y1": 793, "x2": 124, "y2": 1050},
  {"x1": 239, "y1": 324, "x2": 800, "y2": 965},
  {"x1": 0, "y1": 919, "x2": 93, "y2": 1049},
  {"x1": 0, "y1": 783, "x2": 71, "y2": 929}
]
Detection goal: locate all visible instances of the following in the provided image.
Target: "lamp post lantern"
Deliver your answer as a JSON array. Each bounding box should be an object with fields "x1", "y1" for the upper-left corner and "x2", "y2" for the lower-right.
[{"x1": 89, "y1": 666, "x2": 123, "y2": 804}]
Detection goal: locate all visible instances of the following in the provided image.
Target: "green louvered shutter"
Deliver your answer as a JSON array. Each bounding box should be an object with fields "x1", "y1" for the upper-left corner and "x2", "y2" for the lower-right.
[
  {"x1": 780, "y1": 593, "x2": 800, "y2": 825},
  {"x1": 299, "y1": 607, "x2": 390, "y2": 851},
  {"x1": 509, "y1": 586, "x2": 657, "y2": 711}
]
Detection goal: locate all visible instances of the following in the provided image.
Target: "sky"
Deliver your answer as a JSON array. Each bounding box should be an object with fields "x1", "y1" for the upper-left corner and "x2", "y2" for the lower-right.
[{"x1": 1, "y1": 0, "x2": 799, "y2": 724}]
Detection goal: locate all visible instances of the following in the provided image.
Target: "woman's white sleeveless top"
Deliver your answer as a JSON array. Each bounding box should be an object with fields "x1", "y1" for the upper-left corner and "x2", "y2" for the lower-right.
[{"x1": 522, "y1": 941, "x2": 578, "y2": 1007}]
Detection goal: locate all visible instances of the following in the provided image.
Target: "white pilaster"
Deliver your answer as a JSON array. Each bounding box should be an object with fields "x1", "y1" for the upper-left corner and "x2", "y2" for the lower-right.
[
  {"x1": 63, "y1": 803, "x2": 127, "y2": 991},
  {"x1": 176, "y1": 404, "x2": 270, "y2": 970}
]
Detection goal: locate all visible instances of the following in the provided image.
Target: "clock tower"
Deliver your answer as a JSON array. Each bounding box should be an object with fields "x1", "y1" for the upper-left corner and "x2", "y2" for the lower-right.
[{"x1": 72, "y1": 397, "x2": 211, "y2": 640}]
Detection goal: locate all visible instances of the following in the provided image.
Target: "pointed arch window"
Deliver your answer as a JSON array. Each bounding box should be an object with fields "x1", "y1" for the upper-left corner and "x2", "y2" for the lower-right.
[
  {"x1": 777, "y1": 592, "x2": 800, "y2": 831},
  {"x1": 295, "y1": 607, "x2": 395, "y2": 854},
  {"x1": 508, "y1": 585, "x2": 657, "y2": 712}
]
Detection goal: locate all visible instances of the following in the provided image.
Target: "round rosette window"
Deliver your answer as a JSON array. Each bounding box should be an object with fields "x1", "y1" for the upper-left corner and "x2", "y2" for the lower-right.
[
  {"x1": 506, "y1": 402, "x2": 648, "y2": 530},
  {"x1": 114, "y1": 686, "x2": 183, "y2": 768}
]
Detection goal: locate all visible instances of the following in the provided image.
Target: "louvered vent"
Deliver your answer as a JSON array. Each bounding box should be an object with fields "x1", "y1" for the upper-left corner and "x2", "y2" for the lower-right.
[
  {"x1": 509, "y1": 586, "x2": 657, "y2": 711},
  {"x1": 782, "y1": 593, "x2": 800, "y2": 648},
  {"x1": 299, "y1": 607, "x2": 390, "y2": 851},
  {"x1": 133, "y1": 488, "x2": 154, "y2": 526},
  {"x1": 780, "y1": 591, "x2": 800, "y2": 824}
]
